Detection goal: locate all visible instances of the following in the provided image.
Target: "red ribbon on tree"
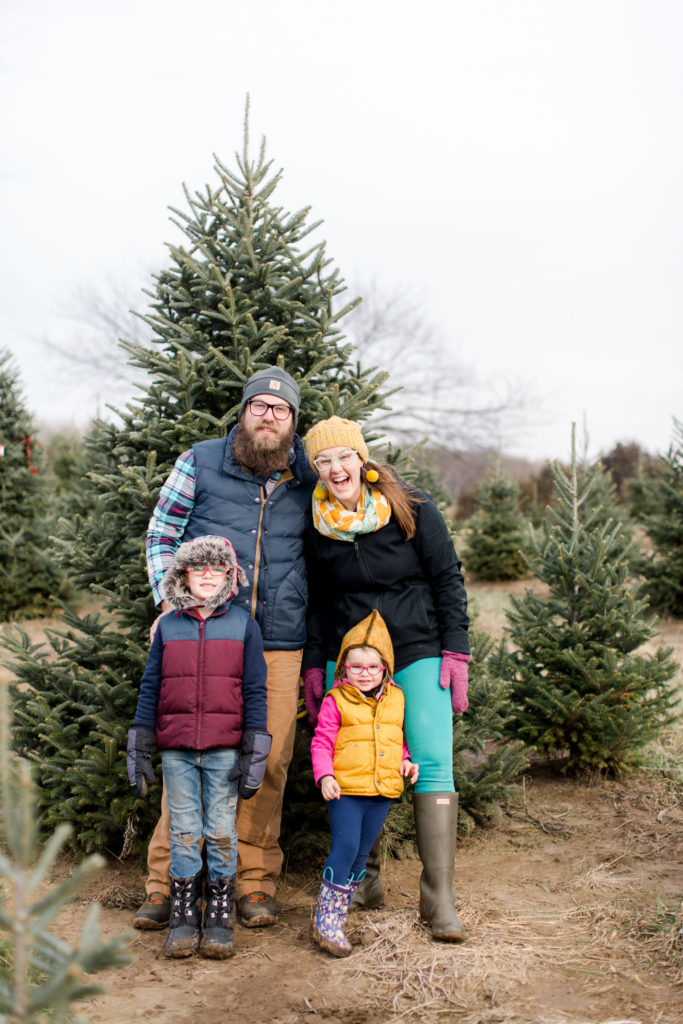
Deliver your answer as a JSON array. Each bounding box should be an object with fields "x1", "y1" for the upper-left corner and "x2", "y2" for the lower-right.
[{"x1": 12, "y1": 436, "x2": 39, "y2": 475}]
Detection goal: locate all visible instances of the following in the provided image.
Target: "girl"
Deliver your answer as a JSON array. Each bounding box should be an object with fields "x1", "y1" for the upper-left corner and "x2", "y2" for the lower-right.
[{"x1": 310, "y1": 610, "x2": 418, "y2": 957}]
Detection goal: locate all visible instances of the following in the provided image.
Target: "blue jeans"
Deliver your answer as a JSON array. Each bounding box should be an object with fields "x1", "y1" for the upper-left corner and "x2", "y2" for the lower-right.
[
  {"x1": 324, "y1": 795, "x2": 391, "y2": 885},
  {"x1": 325, "y1": 656, "x2": 455, "y2": 793},
  {"x1": 161, "y1": 748, "x2": 239, "y2": 882}
]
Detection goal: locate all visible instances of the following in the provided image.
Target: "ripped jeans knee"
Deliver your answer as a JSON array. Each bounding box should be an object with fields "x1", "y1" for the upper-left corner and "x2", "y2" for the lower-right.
[{"x1": 162, "y1": 748, "x2": 239, "y2": 881}]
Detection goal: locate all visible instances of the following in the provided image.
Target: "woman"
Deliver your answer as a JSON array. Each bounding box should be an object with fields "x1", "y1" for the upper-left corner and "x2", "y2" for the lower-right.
[{"x1": 302, "y1": 416, "x2": 470, "y2": 942}]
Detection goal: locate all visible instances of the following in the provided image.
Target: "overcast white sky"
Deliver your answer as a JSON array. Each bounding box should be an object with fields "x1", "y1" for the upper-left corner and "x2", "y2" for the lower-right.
[{"x1": 2, "y1": 0, "x2": 682, "y2": 461}]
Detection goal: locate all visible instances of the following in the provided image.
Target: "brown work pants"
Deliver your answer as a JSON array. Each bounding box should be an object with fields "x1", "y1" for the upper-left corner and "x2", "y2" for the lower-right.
[{"x1": 145, "y1": 648, "x2": 302, "y2": 899}]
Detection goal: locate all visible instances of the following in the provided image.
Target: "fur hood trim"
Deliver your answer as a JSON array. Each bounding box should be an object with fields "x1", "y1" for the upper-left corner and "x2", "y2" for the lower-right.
[{"x1": 161, "y1": 535, "x2": 248, "y2": 612}]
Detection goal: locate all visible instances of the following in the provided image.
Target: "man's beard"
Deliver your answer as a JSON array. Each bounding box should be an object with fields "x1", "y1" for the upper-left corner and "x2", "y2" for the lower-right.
[{"x1": 232, "y1": 421, "x2": 295, "y2": 476}]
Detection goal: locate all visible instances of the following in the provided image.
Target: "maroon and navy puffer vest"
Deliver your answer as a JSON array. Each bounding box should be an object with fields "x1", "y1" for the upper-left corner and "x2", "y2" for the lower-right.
[{"x1": 154, "y1": 605, "x2": 249, "y2": 751}]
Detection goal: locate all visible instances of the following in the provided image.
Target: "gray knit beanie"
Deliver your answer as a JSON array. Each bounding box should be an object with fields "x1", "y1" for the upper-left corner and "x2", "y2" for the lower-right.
[{"x1": 239, "y1": 366, "x2": 301, "y2": 427}]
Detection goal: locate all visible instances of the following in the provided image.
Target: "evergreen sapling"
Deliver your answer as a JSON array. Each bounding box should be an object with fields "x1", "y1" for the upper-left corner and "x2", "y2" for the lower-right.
[
  {"x1": 501, "y1": 427, "x2": 679, "y2": 774},
  {"x1": 463, "y1": 459, "x2": 529, "y2": 581}
]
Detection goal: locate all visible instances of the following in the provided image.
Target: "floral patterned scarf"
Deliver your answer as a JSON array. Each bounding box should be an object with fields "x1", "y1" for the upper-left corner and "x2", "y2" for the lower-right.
[{"x1": 312, "y1": 485, "x2": 392, "y2": 542}]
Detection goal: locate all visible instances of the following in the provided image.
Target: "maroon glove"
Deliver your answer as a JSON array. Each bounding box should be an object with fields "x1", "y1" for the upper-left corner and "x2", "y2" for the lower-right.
[
  {"x1": 303, "y1": 667, "x2": 325, "y2": 726},
  {"x1": 438, "y1": 651, "x2": 470, "y2": 714}
]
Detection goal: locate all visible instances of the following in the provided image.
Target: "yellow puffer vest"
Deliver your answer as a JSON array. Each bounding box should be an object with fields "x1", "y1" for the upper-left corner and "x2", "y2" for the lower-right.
[{"x1": 329, "y1": 682, "x2": 405, "y2": 798}]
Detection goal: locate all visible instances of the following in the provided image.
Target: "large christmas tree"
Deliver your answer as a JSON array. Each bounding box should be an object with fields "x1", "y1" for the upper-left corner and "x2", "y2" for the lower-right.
[
  {"x1": 500, "y1": 428, "x2": 678, "y2": 774},
  {"x1": 5, "y1": 115, "x2": 388, "y2": 854},
  {"x1": 0, "y1": 348, "x2": 69, "y2": 620}
]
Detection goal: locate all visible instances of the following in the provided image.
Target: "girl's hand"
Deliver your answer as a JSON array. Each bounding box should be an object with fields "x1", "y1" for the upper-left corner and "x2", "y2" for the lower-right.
[
  {"x1": 320, "y1": 775, "x2": 341, "y2": 801},
  {"x1": 400, "y1": 759, "x2": 419, "y2": 785}
]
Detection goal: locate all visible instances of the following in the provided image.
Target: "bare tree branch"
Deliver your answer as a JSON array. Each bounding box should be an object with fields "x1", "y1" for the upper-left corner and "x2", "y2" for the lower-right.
[
  {"x1": 35, "y1": 276, "x2": 153, "y2": 402},
  {"x1": 345, "y1": 279, "x2": 535, "y2": 451}
]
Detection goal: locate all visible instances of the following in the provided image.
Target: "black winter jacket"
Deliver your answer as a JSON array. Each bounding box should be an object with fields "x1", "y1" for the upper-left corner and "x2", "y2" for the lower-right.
[{"x1": 303, "y1": 491, "x2": 469, "y2": 674}]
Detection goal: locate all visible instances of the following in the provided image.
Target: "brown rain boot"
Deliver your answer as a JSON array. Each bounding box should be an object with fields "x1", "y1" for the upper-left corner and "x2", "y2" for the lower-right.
[
  {"x1": 350, "y1": 836, "x2": 384, "y2": 910},
  {"x1": 413, "y1": 792, "x2": 467, "y2": 942}
]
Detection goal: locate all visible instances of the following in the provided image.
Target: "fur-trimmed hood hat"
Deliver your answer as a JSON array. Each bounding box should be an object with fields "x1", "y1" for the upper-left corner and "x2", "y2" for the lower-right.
[
  {"x1": 161, "y1": 535, "x2": 248, "y2": 612},
  {"x1": 334, "y1": 609, "x2": 394, "y2": 680}
]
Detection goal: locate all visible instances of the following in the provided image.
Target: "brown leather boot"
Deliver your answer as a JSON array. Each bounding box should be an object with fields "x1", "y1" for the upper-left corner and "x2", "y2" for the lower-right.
[{"x1": 413, "y1": 792, "x2": 467, "y2": 942}]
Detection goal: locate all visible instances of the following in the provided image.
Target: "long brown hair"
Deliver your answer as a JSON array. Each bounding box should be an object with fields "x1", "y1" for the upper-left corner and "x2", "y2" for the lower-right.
[{"x1": 362, "y1": 461, "x2": 424, "y2": 540}]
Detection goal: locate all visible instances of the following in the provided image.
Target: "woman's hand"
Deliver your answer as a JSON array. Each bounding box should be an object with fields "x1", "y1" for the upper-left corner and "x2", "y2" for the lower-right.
[
  {"x1": 303, "y1": 667, "x2": 325, "y2": 726},
  {"x1": 320, "y1": 775, "x2": 341, "y2": 801},
  {"x1": 400, "y1": 759, "x2": 419, "y2": 785},
  {"x1": 439, "y1": 651, "x2": 470, "y2": 713}
]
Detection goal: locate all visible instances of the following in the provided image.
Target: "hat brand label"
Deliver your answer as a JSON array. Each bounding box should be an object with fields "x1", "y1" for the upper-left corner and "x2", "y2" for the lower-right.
[{"x1": 269, "y1": 379, "x2": 281, "y2": 390}]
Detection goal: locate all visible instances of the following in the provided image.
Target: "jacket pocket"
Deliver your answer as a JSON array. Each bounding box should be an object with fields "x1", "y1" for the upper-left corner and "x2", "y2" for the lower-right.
[{"x1": 266, "y1": 570, "x2": 308, "y2": 646}]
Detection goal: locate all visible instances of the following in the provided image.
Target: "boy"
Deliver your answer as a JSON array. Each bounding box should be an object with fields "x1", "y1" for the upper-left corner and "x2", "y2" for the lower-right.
[{"x1": 127, "y1": 535, "x2": 270, "y2": 959}]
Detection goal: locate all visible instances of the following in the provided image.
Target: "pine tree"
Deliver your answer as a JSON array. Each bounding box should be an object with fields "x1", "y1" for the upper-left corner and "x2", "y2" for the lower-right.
[
  {"x1": 451, "y1": 630, "x2": 529, "y2": 832},
  {"x1": 463, "y1": 459, "x2": 529, "y2": 581},
  {"x1": 0, "y1": 348, "x2": 70, "y2": 621},
  {"x1": 4, "y1": 111, "x2": 389, "y2": 855},
  {"x1": 637, "y1": 418, "x2": 683, "y2": 617},
  {"x1": 0, "y1": 681, "x2": 129, "y2": 1023},
  {"x1": 500, "y1": 427, "x2": 679, "y2": 774},
  {"x1": 578, "y1": 449, "x2": 639, "y2": 571}
]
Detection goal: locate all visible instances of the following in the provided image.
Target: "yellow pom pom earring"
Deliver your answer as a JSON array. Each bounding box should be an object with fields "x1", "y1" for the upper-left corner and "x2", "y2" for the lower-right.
[
  {"x1": 314, "y1": 483, "x2": 328, "y2": 500},
  {"x1": 365, "y1": 467, "x2": 379, "y2": 484}
]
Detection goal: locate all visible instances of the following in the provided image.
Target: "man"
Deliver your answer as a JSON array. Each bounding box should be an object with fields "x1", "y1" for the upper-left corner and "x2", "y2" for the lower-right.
[{"x1": 134, "y1": 366, "x2": 317, "y2": 930}]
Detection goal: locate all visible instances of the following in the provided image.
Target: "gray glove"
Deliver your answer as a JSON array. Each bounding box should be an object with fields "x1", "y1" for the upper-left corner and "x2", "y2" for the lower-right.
[
  {"x1": 127, "y1": 726, "x2": 156, "y2": 797},
  {"x1": 229, "y1": 730, "x2": 272, "y2": 800}
]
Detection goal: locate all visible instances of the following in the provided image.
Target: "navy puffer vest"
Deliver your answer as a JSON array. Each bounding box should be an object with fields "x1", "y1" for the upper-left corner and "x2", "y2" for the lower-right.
[{"x1": 183, "y1": 428, "x2": 317, "y2": 650}]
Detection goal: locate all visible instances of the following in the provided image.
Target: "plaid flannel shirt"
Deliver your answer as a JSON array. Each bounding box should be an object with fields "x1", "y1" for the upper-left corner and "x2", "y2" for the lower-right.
[{"x1": 146, "y1": 449, "x2": 197, "y2": 606}]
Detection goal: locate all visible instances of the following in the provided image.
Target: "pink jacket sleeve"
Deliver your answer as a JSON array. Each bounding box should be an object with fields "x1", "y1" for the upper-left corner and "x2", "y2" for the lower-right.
[{"x1": 310, "y1": 694, "x2": 341, "y2": 785}]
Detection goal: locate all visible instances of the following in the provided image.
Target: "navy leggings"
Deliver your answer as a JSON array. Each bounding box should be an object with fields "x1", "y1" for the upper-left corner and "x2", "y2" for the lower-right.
[{"x1": 323, "y1": 795, "x2": 392, "y2": 886}]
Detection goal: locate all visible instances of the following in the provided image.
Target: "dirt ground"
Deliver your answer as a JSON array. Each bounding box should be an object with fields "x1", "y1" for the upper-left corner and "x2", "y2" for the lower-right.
[
  {"x1": 4, "y1": 588, "x2": 683, "y2": 1024},
  {"x1": 54, "y1": 766, "x2": 679, "y2": 1024}
]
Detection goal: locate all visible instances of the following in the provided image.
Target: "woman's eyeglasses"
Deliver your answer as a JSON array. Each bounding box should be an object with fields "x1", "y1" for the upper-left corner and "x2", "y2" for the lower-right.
[
  {"x1": 247, "y1": 399, "x2": 292, "y2": 421},
  {"x1": 186, "y1": 566, "x2": 230, "y2": 577},
  {"x1": 314, "y1": 449, "x2": 357, "y2": 471},
  {"x1": 344, "y1": 663, "x2": 384, "y2": 676}
]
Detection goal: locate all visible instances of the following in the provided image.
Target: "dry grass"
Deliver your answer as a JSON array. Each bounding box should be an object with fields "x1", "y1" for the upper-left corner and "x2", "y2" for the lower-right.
[
  {"x1": 331, "y1": 881, "x2": 683, "y2": 1023},
  {"x1": 334, "y1": 902, "x2": 602, "y2": 1022}
]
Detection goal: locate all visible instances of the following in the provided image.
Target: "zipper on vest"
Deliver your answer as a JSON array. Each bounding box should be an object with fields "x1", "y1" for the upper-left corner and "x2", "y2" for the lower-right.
[
  {"x1": 196, "y1": 617, "x2": 206, "y2": 748},
  {"x1": 251, "y1": 487, "x2": 267, "y2": 617}
]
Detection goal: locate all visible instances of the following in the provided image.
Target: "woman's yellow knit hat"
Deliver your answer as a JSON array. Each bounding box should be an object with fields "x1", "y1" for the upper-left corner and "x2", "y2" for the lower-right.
[
  {"x1": 334, "y1": 609, "x2": 394, "y2": 680},
  {"x1": 304, "y1": 416, "x2": 369, "y2": 464}
]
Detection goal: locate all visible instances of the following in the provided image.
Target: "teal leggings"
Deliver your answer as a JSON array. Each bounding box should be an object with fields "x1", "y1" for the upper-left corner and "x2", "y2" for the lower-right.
[{"x1": 324, "y1": 657, "x2": 454, "y2": 794}]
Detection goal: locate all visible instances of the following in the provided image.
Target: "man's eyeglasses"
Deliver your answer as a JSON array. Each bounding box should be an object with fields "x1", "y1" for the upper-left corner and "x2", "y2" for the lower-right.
[
  {"x1": 344, "y1": 663, "x2": 385, "y2": 676},
  {"x1": 314, "y1": 449, "x2": 357, "y2": 472},
  {"x1": 186, "y1": 565, "x2": 230, "y2": 577},
  {"x1": 247, "y1": 399, "x2": 292, "y2": 421}
]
